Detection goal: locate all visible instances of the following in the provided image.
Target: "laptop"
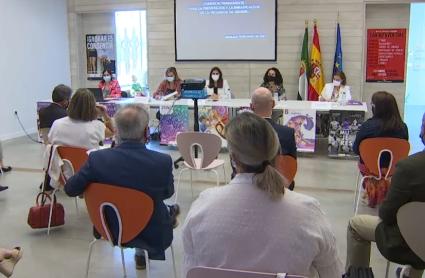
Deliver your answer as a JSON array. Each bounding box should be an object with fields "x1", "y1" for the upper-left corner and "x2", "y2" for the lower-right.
[{"x1": 87, "y1": 88, "x2": 104, "y2": 102}]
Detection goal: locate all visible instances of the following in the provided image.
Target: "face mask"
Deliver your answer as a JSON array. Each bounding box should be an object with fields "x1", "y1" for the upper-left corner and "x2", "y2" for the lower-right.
[
  {"x1": 103, "y1": 76, "x2": 111, "y2": 82},
  {"x1": 166, "y1": 76, "x2": 174, "y2": 82},
  {"x1": 333, "y1": 80, "x2": 341, "y2": 86},
  {"x1": 212, "y1": 74, "x2": 220, "y2": 81},
  {"x1": 267, "y1": 75, "x2": 276, "y2": 82}
]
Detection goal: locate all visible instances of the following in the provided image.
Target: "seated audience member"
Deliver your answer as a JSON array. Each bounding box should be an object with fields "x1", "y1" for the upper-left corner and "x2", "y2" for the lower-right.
[
  {"x1": 346, "y1": 113, "x2": 425, "y2": 278},
  {"x1": 153, "y1": 67, "x2": 182, "y2": 100},
  {"x1": 182, "y1": 112, "x2": 342, "y2": 277},
  {"x1": 98, "y1": 69, "x2": 122, "y2": 98},
  {"x1": 0, "y1": 247, "x2": 23, "y2": 277},
  {"x1": 320, "y1": 71, "x2": 352, "y2": 103},
  {"x1": 260, "y1": 67, "x2": 286, "y2": 100},
  {"x1": 64, "y1": 104, "x2": 179, "y2": 269},
  {"x1": 0, "y1": 141, "x2": 11, "y2": 192},
  {"x1": 353, "y1": 91, "x2": 408, "y2": 173},
  {"x1": 48, "y1": 88, "x2": 105, "y2": 150},
  {"x1": 38, "y1": 84, "x2": 72, "y2": 129},
  {"x1": 205, "y1": 66, "x2": 231, "y2": 100}
]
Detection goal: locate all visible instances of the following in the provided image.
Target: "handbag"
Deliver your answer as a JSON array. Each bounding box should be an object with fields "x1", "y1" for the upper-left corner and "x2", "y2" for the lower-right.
[
  {"x1": 27, "y1": 192, "x2": 65, "y2": 229},
  {"x1": 343, "y1": 266, "x2": 374, "y2": 278}
]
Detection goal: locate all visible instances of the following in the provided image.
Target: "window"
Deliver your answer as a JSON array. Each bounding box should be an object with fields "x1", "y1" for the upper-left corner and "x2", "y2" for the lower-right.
[{"x1": 115, "y1": 11, "x2": 148, "y2": 92}]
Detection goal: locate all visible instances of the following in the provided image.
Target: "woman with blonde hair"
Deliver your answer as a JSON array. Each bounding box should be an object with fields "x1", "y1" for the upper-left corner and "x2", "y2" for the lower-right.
[{"x1": 182, "y1": 112, "x2": 343, "y2": 277}]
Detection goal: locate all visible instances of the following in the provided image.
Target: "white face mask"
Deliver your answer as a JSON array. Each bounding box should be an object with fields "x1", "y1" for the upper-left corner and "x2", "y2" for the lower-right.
[
  {"x1": 333, "y1": 79, "x2": 341, "y2": 86},
  {"x1": 211, "y1": 74, "x2": 220, "y2": 81},
  {"x1": 166, "y1": 76, "x2": 174, "y2": 82},
  {"x1": 103, "y1": 76, "x2": 111, "y2": 82}
]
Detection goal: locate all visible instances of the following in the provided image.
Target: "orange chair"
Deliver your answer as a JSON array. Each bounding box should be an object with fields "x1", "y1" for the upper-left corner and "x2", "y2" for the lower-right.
[
  {"x1": 275, "y1": 155, "x2": 297, "y2": 186},
  {"x1": 84, "y1": 183, "x2": 177, "y2": 278},
  {"x1": 47, "y1": 146, "x2": 88, "y2": 235},
  {"x1": 354, "y1": 138, "x2": 410, "y2": 215},
  {"x1": 187, "y1": 266, "x2": 307, "y2": 278}
]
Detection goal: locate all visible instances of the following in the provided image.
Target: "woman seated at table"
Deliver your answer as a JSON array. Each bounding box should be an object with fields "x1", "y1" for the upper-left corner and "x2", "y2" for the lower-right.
[
  {"x1": 260, "y1": 67, "x2": 286, "y2": 100},
  {"x1": 353, "y1": 91, "x2": 408, "y2": 174},
  {"x1": 98, "y1": 69, "x2": 122, "y2": 98},
  {"x1": 49, "y1": 88, "x2": 106, "y2": 150},
  {"x1": 153, "y1": 67, "x2": 182, "y2": 100},
  {"x1": 205, "y1": 66, "x2": 231, "y2": 100},
  {"x1": 320, "y1": 71, "x2": 351, "y2": 103},
  {"x1": 182, "y1": 112, "x2": 343, "y2": 277}
]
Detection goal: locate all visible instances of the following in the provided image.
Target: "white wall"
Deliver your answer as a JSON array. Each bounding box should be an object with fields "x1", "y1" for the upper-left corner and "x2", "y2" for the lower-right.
[{"x1": 0, "y1": 0, "x2": 71, "y2": 140}]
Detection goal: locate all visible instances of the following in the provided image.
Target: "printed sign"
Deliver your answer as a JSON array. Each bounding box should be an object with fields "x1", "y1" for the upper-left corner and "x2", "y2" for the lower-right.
[{"x1": 86, "y1": 34, "x2": 116, "y2": 80}]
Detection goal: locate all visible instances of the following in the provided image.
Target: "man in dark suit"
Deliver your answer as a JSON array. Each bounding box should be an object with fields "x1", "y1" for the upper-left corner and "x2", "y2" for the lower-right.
[
  {"x1": 250, "y1": 87, "x2": 297, "y2": 189},
  {"x1": 38, "y1": 84, "x2": 72, "y2": 129},
  {"x1": 64, "y1": 104, "x2": 179, "y2": 270},
  {"x1": 346, "y1": 113, "x2": 425, "y2": 278}
]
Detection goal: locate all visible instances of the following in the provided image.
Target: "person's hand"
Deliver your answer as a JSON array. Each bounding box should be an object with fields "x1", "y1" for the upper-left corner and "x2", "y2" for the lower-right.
[{"x1": 154, "y1": 93, "x2": 162, "y2": 100}]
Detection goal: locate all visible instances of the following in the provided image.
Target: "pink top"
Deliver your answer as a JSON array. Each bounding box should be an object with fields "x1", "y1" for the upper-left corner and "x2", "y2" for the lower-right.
[
  {"x1": 182, "y1": 173, "x2": 343, "y2": 277},
  {"x1": 153, "y1": 79, "x2": 182, "y2": 98},
  {"x1": 98, "y1": 79, "x2": 122, "y2": 98}
]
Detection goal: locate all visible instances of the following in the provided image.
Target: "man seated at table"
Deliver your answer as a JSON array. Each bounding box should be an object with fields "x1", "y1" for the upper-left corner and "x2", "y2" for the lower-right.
[
  {"x1": 64, "y1": 104, "x2": 179, "y2": 269},
  {"x1": 38, "y1": 84, "x2": 72, "y2": 143},
  {"x1": 250, "y1": 87, "x2": 297, "y2": 189}
]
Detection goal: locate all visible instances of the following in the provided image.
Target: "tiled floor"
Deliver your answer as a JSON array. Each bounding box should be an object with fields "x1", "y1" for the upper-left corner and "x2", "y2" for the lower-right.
[{"x1": 0, "y1": 137, "x2": 416, "y2": 277}]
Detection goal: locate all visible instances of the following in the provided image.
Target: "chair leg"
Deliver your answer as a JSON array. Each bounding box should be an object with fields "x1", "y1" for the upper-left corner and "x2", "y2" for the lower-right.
[
  {"x1": 354, "y1": 176, "x2": 366, "y2": 215},
  {"x1": 212, "y1": 169, "x2": 219, "y2": 187},
  {"x1": 175, "y1": 168, "x2": 188, "y2": 204},
  {"x1": 85, "y1": 239, "x2": 97, "y2": 278},
  {"x1": 74, "y1": 197, "x2": 79, "y2": 214},
  {"x1": 120, "y1": 247, "x2": 127, "y2": 277},
  {"x1": 47, "y1": 188, "x2": 58, "y2": 235},
  {"x1": 190, "y1": 169, "x2": 194, "y2": 200},
  {"x1": 171, "y1": 245, "x2": 177, "y2": 278},
  {"x1": 385, "y1": 260, "x2": 390, "y2": 278},
  {"x1": 143, "y1": 249, "x2": 150, "y2": 278}
]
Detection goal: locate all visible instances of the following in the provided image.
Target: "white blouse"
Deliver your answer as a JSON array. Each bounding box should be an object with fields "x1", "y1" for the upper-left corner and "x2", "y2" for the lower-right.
[
  {"x1": 205, "y1": 79, "x2": 231, "y2": 99},
  {"x1": 182, "y1": 173, "x2": 343, "y2": 278},
  {"x1": 320, "y1": 83, "x2": 352, "y2": 103},
  {"x1": 48, "y1": 116, "x2": 105, "y2": 150}
]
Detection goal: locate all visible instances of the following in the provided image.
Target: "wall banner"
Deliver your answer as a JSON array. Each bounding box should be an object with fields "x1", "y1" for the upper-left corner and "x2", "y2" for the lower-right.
[{"x1": 86, "y1": 34, "x2": 116, "y2": 80}]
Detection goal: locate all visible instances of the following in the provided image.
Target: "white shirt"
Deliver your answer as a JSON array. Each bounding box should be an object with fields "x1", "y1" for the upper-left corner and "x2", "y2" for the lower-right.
[
  {"x1": 48, "y1": 116, "x2": 105, "y2": 150},
  {"x1": 205, "y1": 79, "x2": 231, "y2": 99},
  {"x1": 320, "y1": 83, "x2": 352, "y2": 103},
  {"x1": 182, "y1": 173, "x2": 343, "y2": 277}
]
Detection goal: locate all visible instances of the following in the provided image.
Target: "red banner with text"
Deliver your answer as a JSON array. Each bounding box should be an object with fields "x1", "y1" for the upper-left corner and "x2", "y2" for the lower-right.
[{"x1": 366, "y1": 29, "x2": 406, "y2": 82}]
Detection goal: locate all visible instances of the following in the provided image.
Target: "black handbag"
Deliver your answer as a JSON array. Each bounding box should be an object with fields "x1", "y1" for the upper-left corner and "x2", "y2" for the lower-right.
[{"x1": 343, "y1": 266, "x2": 374, "y2": 278}]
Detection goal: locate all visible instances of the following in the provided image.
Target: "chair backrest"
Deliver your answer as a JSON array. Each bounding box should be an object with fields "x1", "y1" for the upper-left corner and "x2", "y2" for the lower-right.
[
  {"x1": 84, "y1": 183, "x2": 154, "y2": 245},
  {"x1": 40, "y1": 128, "x2": 50, "y2": 144},
  {"x1": 57, "y1": 146, "x2": 89, "y2": 173},
  {"x1": 176, "y1": 132, "x2": 222, "y2": 169},
  {"x1": 187, "y1": 267, "x2": 306, "y2": 278},
  {"x1": 397, "y1": 202, "x2": 425, "y2": 262},
  {"x1": 359, "y1": 137, "x2": 410, "y2": 179},
  {"x1": 275, "y1": 155, "x2": 297, "y2": 184}
]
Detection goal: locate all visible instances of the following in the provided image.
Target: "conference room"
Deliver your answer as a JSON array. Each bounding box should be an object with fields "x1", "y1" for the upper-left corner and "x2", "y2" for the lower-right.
[{"x1": 1, "y1": 0, "x2": 425, "y2": 277}]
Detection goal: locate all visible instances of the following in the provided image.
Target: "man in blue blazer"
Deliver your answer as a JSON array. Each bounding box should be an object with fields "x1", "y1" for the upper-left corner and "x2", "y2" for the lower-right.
[
  {"x1": 250, "y1": 87, "x2": 297, "y2": 189},
  {"x1": 64, "y1": 104, "x2": 178, "y2": 269}
]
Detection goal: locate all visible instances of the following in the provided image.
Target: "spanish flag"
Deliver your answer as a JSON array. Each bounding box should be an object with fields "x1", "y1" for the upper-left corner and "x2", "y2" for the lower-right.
[{"x1": 308, "y1": 21, "x2": 325, "y2": 101}]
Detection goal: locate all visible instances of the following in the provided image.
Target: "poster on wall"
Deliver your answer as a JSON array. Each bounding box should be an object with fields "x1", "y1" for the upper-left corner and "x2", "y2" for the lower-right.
[
  {"x1": 86, "y1": 34, "x2": 116, "y2": 80},
  {"x1": 366, "y1": 29, "x2": 406, "y2": 82},
  {"x1": 159, "y1": 105, "x2": 189, "y2": 145},
  {"x1": 283, "y1": 109, "x2": 316, "y2": 152},
  {"x1": 328, "y1": 110, "x2": 365, "y2": 157}
]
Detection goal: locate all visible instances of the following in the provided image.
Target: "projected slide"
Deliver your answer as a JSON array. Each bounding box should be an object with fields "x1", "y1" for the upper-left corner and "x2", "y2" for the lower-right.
[
  {"x1": 405, "y1": 3, "x2": 425, "y2": 153},
  {"x1": 175, "y1": 0, "x2": 277, "y2": 61}
]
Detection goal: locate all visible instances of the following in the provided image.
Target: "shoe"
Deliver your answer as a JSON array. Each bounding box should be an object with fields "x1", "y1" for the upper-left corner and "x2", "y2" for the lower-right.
[
  {"x1": 134, "y1": 254, "x2": 146, "y2": 270},
  {"x1": 169, "y1": 204, "x2": 180, "y2": 228},
  {"x1": 0, "y1": 247, "x2": 23, "y2": 277},
  {"x1": 0, "y1": 185, "x2": 8, "y2": 192},
  {"x1": 1, "y1": 166, "x2": 12, "y2": 173}
]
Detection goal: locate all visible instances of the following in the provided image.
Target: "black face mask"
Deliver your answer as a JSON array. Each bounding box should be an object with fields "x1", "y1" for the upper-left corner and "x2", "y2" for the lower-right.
[{"x1": 267, "y1": 75, "x2": 276, "y2": 82}]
